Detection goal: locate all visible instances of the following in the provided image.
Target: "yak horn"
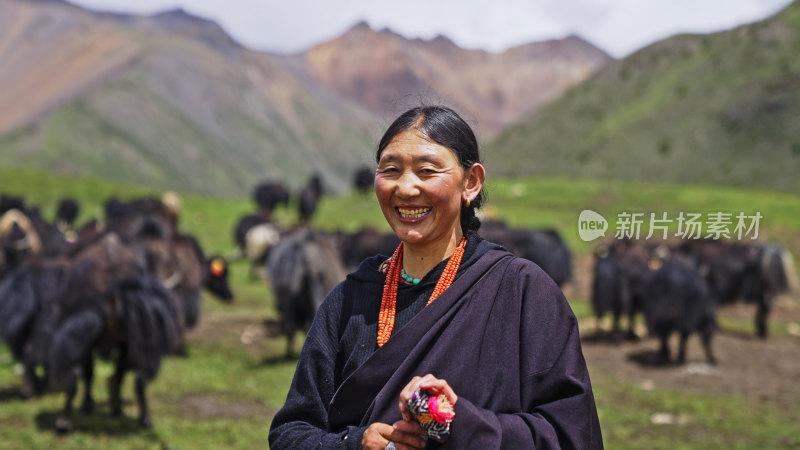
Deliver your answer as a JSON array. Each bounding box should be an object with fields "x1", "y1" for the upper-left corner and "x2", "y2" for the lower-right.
[
  {"x1": 161, "y1": 270, "x2": 183, "y2": 289},
  {"x1": 0, "y1": 209, "x2": 42, "y2": 255}
]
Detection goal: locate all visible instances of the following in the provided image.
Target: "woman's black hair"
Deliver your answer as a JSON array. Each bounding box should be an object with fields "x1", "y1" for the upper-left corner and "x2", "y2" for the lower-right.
[{"x1": 376, "y1": 106, "x2": 484, "y2": 234}]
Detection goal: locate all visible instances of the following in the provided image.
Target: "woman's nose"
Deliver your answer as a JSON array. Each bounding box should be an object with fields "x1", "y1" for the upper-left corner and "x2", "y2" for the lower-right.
[{"x1": 396, "y1": 171, "x2": 421, "y2": 198}]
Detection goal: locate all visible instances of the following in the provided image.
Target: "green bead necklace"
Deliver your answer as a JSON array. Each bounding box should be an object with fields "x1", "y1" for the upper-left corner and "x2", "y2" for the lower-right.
[{"x1": 401, "y1": 268, "x2": 421, "y2": 285}]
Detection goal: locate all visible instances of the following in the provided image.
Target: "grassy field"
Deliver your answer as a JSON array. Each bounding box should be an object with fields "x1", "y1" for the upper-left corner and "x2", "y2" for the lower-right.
[{"x1": 1, "y1": 168, "x2": 799, "y2": 449}]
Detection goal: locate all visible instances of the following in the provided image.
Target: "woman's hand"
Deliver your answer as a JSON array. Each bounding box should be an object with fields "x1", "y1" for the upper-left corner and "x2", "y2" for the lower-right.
[
  {"x1": 362, "y1": 421, "x2": 427, "y2": 450},
  {"x1": 398, "y1": 374, "x2": 458, "y2": 423}
]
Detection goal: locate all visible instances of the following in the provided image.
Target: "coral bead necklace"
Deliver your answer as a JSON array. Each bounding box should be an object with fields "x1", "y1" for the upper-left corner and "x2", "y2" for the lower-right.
[{"x1": 377, "y1": 236, "x2": 468, "y2": 347}]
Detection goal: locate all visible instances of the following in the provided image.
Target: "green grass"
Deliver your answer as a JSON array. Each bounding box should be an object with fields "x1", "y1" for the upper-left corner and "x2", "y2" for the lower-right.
[
  {"x1": 593, "y1": 376, "x2": 800, "y2": 449},
  {"x1": 1, "y1": 168, "x2": 799, "y2": 448}
]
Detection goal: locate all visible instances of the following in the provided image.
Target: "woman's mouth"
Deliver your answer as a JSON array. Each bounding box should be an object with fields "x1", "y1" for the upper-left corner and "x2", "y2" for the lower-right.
[{"x1": 397, "y1": 207, "x2": 431, "y2": 220}]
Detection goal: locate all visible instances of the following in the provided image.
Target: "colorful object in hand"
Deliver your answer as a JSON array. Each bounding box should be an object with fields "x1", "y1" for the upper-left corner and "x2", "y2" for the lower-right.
[{"x1": 406, "y1": 388, "x2": 455, "y2": 442}]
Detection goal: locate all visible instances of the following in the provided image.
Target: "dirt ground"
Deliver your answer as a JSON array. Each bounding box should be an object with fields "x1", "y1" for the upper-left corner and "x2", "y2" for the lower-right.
[
  {"x1": 567, "y1": 254, "x2": 800, "y2": 418},
  {"x1": 581, "y1": 327, "x2": 800, "y2": 416},
  {"x1": 190, "y1": 305, "x2": 800, "y2": 421},
  {"x1": 187, "y1": 252, "x2": 800, "y2": 420}
]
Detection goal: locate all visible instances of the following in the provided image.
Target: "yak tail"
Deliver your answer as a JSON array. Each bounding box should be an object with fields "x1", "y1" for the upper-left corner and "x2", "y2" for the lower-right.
[
  {"x1": 779, "y1": 248, "x2": 799, "y2": 293},
  {"x1": 268, "y1": 236, "x2": 306, "y2": 295},
  {"x1": 0, "y1": 267, "x2": 38, "y2": 342},
  {"x1": 113, "y1": 275, "x2": 183, "y2": 381},
  {"x1": 48, "y1": 310, "x2": 103, "y2": 385},
  {"x1": 760, "y1": 244, "x2": 793, "y2": 294}
]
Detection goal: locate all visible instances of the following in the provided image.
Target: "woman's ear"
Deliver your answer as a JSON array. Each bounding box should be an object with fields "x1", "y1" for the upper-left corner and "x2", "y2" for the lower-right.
[{"x1": 463, "y1": 163, "x2": 486, "y2": 203}]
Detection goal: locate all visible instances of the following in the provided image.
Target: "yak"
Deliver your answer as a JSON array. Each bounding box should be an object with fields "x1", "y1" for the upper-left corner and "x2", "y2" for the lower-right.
[
  {"x1": 142, "y1": 232, "x2": 234, "y2": 330},
  {"x1": 232, "y1": 212, "x2": 281, "y2": 278},
  {"x1": 643, "y1": 253, "x2": 716, "y2": 365},
  {"x1": 267, "y1": 227, "x2": 345, "y2": 358},
  {"x1": 105, "y1": 196, "x2": 177, "y2": 242},
  {"x1": 352, "y1": 165, "x2": 374, "y2": 193},
  {"x1": 55, "y1": 198, "x2": 80, "y2": 227},
  {"x1": 253, "y1": 181, "x2": 290, "y2": 216},
  {"x1": 590, "y1": 240, "x2": 657, "y2": 340},
  {"x1": 676, "y1": 239, "x2": 792, "y2": 338},
  {"x1": 479, "y1": 220, "x2": 573, "y2": 286},
  {"x1": 1, "y1": 208, "x2": 69, "y2": 278},
  {"x1": 336, "y1": 227, "x2": 400, "y2": 270},
  {"x1": 298, "y1": 174, "x2": 324, "y2": 224},
  {"x1": 104, "y1": 196, "x2": 234, "y2": 331},
  {"x1": 0, "y1": 258, "x2": 70, "y2": 398},
  {"x1": 0, "y1": 194, "x2": 26, "y2": 215},
  {"x1": 25, "y1": 233, "x2": 183, "y2": 433}
]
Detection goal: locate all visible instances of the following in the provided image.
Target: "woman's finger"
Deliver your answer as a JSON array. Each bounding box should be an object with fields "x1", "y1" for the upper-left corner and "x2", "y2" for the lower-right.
[
  {"x1": 388, "y1": 425, "x2": 427, "y2": 449},
  {"x1": 399, "y1": 376, "x2": 423, "y2": 402},
  {"x1": 398, "y1": 376, "x2": 424, "y2": 421},
  {"x1": 418, "y1": 376, "x2": 458, "y2": 405},
  {"x1": 393, "y1": 419, "x2": 425, "y2": 436},
  {"x1": 361, "y1": 422, "x2": 394, "y2": 449}
]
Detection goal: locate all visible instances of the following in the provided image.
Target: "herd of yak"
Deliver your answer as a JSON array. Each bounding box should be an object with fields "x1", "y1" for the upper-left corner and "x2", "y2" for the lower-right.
[
  {"x1": 0, "y1": 173, "x2": 796, "y2": 435},
  {"x1": 590, "y1": 237, "x2": 792, "y2": 365},
  {"x1": 0, "y1": 193, "x2": 233, "y2": 433},
  {"x1": 233, "y1": 178, "x2": 575, "y2": 360}
]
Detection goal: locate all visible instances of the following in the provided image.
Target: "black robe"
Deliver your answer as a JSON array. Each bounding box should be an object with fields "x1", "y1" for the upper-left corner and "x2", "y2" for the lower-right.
[{"x1": 269, "y1": 238, "x2": 602, "y2": 449}]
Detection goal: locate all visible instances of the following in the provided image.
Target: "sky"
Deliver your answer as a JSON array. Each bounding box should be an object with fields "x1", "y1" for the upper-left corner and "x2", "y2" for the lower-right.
[{"x1": 67, "y1": 0, "x2": 795, "y2": 58}]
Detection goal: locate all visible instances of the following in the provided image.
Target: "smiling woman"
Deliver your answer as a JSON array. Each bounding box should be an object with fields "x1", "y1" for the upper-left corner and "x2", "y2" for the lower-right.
[
  {"x1": 269, "y1": 106, "x2": 603, "y2": 449},
  {"x1": 374, "y1": 114, "x2": 485, "y2": 281}
]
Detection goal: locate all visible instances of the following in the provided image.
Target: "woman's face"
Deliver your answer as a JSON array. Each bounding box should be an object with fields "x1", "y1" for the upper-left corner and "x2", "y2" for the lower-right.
[{"x1": 375, "y1": 130, "x2": 466, "y2": 247}]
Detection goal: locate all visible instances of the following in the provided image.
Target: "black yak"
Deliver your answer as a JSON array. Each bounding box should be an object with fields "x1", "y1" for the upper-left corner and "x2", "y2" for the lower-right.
[
  {"x1": 479, "y1": 220, "x2": 573, "y2": 286},
  {"x1": 352, "y1": 165, "x2": 374, "y2": 193},
  {"x1": 0, "y1": 194, "x2": 26, "y2": 215},
  {"x1": 253, "y1": 181, "x2": 290, "y2": 216},
  {"x1": 26, "y1": 233, "x2": 183, "y2": 433},
  {"x1": 336, "y1": 227, "x2": 400, "y2": 269},
  {"x1": 1, "y1": 219, "x2": 38, "y2": 278},
  {"x1": 591, "y1": 247, "x2": 622, "y2": 338},
  {"x1": 298, "y1": 174, "x2": 324, "y2": 224},
  {"x1": 102, "y1": 196, "x2": 233, "y2": 332},
  {"x1": 267, "y1": 227, "x2": 345, "y2": 358},
  {"x1": 232, "y1": 213, "x2": 281, "y2": 278},
  {"x1": 590, "y1": 240, "x2": 656, "y2": 340},
  {"x1": 105, "y1": 196, "x2": 177, "y2": 242},
  {"x1": 0, "y1": 258, "x2": 70, "y2": 398},
  {"x1": 55, "y1": 198, "x2": 80, "y2": 227},
  {"x1": 1, "y1": 208, "x2": 68, "y2": 277},
  {"x1": 677, "y1": 239, "x2": 792, "y2": 338},
  {"x1": 142, "y1": 232, "x2": 234, "y2": 329},
  {"x1": 643, "y1": 253, "x2": 716, "y2": 365},
  {"x1": 1, "y1": 209, "x2": 42, "y2": 266}
]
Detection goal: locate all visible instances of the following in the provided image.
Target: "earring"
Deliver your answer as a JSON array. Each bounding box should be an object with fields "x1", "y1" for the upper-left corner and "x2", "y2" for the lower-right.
[{"x1": 464, "y1": 198, "x2": 471, "y2": 207}]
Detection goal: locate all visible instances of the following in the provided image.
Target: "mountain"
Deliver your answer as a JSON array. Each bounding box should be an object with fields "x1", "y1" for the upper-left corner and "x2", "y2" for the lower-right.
[
  {"x1": 0, "y1": 0, "x2": 379, "y2": 195},
  {"x1": 486, "y1": 0, "x2": 800, "y2": 192},
  {"x1": 0, "y1": 0, "x2": 609, "y2": 195},
  {"x1": 293, "y1": 22, "x2": 610, "y2": 137}
]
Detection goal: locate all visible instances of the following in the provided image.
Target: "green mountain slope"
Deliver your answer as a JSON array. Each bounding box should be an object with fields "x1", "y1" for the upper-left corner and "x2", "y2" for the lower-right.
[{"x1": 486, "y1": 1, "x2": 800, "y2": 192}]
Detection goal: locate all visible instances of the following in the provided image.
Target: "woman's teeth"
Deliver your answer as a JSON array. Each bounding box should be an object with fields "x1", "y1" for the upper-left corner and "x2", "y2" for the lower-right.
[{"x1": 398, "y1": 207, "x2": 431, "y2": 219}]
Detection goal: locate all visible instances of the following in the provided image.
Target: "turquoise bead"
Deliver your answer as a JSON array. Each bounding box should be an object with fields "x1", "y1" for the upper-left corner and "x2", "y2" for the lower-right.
[{"x1": 401, "y1": 268, "x2": 421, "y2": 285}]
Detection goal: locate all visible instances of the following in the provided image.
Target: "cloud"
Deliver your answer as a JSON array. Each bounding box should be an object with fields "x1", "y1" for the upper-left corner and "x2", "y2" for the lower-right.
[{"x1": 68, "y1": 0, "x2": 794, "y2": 57}]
